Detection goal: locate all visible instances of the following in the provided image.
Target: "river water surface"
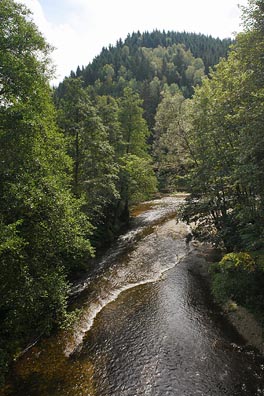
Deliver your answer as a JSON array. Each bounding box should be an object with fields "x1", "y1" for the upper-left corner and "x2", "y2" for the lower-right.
[{"x1": 3, "y1": 196, "x2": 264, "y2": 395}]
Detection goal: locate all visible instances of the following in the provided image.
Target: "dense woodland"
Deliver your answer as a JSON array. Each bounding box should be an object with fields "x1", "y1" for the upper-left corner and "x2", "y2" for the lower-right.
[
  {"x1": 1, "y1": 0, "x2": 264, "y2": 385},
  {"x1": 68, "y1": 30, "x2": 232, "y2": 130}
]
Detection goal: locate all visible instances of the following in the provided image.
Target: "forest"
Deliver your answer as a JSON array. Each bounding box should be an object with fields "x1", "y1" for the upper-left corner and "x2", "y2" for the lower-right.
[{"x1": 1, "y1": 0, "x2": 264, "y2": 385}]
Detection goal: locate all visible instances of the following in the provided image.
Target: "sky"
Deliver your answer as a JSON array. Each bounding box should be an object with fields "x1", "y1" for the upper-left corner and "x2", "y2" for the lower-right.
[{"x1": 18, "y1": 0, "x2": 248, "y2": 85}]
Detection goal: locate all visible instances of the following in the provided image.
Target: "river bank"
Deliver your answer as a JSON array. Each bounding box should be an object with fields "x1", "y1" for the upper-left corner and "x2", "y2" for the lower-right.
[{"x1": 189, "y1": 242, "x2": 264, "y2": 354}]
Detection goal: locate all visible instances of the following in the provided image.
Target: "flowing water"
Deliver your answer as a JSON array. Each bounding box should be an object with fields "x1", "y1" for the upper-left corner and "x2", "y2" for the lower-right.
[{"x1": 3, "y1": 196, "x2": 264, "y2": 396}]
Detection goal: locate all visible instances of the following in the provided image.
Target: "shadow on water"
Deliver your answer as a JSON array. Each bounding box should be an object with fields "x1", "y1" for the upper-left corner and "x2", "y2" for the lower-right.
[{"x1": 2, "y1": 195, "x2": 264, "y2": 396}]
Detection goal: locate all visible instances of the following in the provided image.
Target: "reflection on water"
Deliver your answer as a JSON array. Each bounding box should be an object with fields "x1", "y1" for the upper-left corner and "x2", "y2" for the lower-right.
[
  {"x1": 80, "y1": 255, "x2": 264, "y2": 396},
  {"x1": 2, "y1": 195, "x2": 264, "y2": 396}
]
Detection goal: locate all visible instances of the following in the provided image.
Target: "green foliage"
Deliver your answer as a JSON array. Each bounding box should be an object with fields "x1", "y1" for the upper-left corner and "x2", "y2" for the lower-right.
[
  {"x1": 118, "y1": 87, "x2": 150, "y2": 156},
  {"x1": 95, "y1": 95, "x2": 123, "y2": 158},
  {"x1": 211, "y1": 271, "x2": 254, "y2": 304},
  {"x1": 66, "y1": 30, "x2": 230, "y2": 131},
  {"x1": 0, "y1": 0, "x2": 93, "y2": 384},
  {"x1": 55, "y1": 77, "x2": 119, "y2": 221},
  {"x1": 211, "y1": 252, "x2": 264, "y2": 323},
  {"x1": 180, "y1": 1, "x2": 264, "y2": 251},
  {"x1": 120, "y1": 154, "x2": 157, "y2": 204},
  {"x1": 153, "y1": 91, "x2": 194, "y2": 191},
  {"x1": 219, "y1": 252, "x2": 256, "y2": 272},
  {"x1": 55, "y1": 82, "x2": 157, "y2": 244},
  {"x1": 116, "y1": 88, "x2": 158, "y2": 207},
  {"x1": 0, "y1": 0, "x2": 53, "y2": 103},
  {"x1": 81, "y1": 30, "x2": 231, "y2": 86}
]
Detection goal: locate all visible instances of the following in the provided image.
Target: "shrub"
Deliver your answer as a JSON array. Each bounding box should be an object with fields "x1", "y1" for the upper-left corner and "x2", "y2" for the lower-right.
[
  {"x1": 219, "y1": 252, "x2": 256, "y2": 272},
  {"x1": 210, "y1": 252, "x2": 264, "y2": 323}
]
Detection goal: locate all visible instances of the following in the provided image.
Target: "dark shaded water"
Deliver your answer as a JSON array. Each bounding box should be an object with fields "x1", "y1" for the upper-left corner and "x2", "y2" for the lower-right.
[{"x1": 3, "y1": 196, "x2": 264, "y2": 395}]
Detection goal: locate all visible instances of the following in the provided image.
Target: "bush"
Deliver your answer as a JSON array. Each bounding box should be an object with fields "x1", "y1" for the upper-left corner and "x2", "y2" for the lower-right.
[
  {"x1": 219, "y1": 252, "x2": 256, "y2": 272},
  {"x1": 211, "y1": 252, "x2": 264, "y2": 323}
]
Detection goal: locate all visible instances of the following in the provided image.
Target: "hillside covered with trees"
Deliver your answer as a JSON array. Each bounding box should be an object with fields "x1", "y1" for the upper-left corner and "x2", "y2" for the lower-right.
[{"x1": 68, "y1": 31, "x2": 232, "y2": 130}]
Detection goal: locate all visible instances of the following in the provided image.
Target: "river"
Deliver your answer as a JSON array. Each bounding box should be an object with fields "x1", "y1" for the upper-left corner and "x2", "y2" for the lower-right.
[{"x1": 3, "y1": 196, "x2": 264, "y2": 395}]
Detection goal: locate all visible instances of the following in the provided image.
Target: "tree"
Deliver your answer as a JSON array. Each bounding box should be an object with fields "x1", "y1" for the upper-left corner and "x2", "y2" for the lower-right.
[
  {"x1": 0, "y1": 0, "x2": 93, "y2": 383},
  {"x1": 181, "y1": 0, "x2": 264, "y2": 251},
  {"x1": 118, "y1": 87, "x2": 150, "y2": 156},
  {"x1": 117, "y1": 88, "x2": 157, "y2": 212},
  {"x1": 55, "y1": 78, "x2": 119, "y2": 222},
  {"x1": 120, "y1": 154, "x2": 157, "y2": 204},
  {"x1": 153, "y1": 90, "x2": 194, "y2": 191},
  {"x1": 95, "y1": 95, "x2": 123, "y2": 159}
]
